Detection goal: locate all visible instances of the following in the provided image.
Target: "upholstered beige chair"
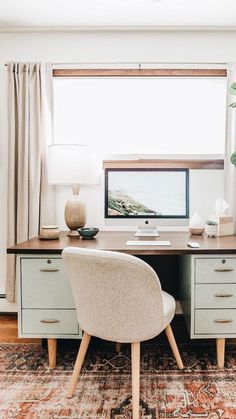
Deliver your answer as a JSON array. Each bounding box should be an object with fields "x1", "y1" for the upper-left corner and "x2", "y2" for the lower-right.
[{"x1": 62, "y1": 247, "x2": 184, "y2": 419}]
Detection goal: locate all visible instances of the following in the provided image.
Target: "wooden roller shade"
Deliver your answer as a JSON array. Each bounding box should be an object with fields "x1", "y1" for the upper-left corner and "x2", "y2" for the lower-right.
[
  {"x1": 53, "y1": 69, "x2": 227, "y2": 78},
  {"x1": 53, "y1": 68, "x2": 226, "y2": 170},
  {"x1": 103, "y1": 159, "x2": 224, "y2": 170}
]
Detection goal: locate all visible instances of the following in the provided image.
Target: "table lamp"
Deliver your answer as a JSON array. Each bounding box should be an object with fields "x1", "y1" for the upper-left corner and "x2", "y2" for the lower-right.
[{"x1": 48, "y1": 144, "x2": 100, "y2": 238}]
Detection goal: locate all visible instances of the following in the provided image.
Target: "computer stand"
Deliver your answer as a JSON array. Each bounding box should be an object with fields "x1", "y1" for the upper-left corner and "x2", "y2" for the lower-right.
[{"x1": 134, "y1": 225, "x2": 160, "y2": 237}]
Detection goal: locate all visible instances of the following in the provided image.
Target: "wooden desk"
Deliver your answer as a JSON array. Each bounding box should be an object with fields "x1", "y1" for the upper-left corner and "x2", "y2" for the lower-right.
[
  {"x1": 8, "y1": 231, "x2": 236, "y2": 255},
  {"x1": 8, "y1": 231, "x2": 236, "y2": 368}
]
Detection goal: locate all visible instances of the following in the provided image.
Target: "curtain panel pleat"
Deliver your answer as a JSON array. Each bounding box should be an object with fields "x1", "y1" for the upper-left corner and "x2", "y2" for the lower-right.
[{"x1": 6, "y1": 62, "x2": 55, "y2": 302}]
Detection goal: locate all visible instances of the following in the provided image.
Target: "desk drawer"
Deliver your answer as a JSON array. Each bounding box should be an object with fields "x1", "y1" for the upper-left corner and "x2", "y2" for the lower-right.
[
  {"x1": 195, "y1": 284, "x2": 236, "y2": 308},
  {"x1": 195, "y1": 258, "x2": 236, "y2": 284},
  {"x1": 22, "y1": 309, "x2": 79, "y2": 335},
  {"x1": 21, "y1": 258, "x2": 75, "y2": 309},
  {"x1": 195, "y1": 309, "x2": 236, "y2": 335}
]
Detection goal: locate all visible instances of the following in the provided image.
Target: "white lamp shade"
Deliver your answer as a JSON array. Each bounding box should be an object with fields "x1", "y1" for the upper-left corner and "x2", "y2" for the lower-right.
[{"x1": 48, "y1": 144, "x2": 101, "y2": 185}]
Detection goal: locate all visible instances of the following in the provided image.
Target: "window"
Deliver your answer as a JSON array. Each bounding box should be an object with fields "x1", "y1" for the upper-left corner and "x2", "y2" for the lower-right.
[{"x1": 53, "y1": 73, "x2": 226, "y2": 155}]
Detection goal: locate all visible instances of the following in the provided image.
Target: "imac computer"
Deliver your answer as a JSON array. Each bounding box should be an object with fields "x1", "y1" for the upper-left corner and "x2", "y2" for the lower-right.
[{"x1": 104, "y1": 168, "x2": 189, "y2": 236}]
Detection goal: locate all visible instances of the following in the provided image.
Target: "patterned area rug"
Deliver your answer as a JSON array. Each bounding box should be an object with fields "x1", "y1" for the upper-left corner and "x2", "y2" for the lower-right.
[{"x1": 0, "y1": 343, "x2": 235, "y2": 418}]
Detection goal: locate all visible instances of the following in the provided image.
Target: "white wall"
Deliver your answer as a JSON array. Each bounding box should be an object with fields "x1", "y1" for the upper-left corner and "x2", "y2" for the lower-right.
[{"x1": 0, "y1": 29, "x2": 236, "y2": 298}]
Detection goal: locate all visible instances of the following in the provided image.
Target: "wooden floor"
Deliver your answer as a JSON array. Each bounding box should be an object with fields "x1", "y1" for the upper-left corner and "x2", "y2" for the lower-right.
[{"x1": 0, "y1": 314, "x2": 40, "y2": 343}]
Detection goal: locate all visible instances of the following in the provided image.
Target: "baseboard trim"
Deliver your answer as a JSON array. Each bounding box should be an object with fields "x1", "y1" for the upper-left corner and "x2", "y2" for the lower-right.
[{"x1": 0, "y1": 298, "x2": 17, "y2": 313}]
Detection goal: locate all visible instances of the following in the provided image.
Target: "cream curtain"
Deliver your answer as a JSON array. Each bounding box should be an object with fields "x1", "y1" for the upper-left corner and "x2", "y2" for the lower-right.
[
  {"x1": 6, "y1": 62, "x2": 55, "y2": 302},
  {"x1": 224, "y1": 63, "x2": 236, "y2": 231}
]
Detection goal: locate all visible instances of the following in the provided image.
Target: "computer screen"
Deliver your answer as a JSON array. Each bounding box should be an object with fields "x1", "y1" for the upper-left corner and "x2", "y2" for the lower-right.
[{"x1": 105, "y1": 168, "x2": 189, "y2": 219}]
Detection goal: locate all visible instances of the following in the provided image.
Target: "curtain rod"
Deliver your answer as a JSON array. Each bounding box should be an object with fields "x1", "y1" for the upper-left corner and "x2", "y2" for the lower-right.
[
  {"x1": 53, "y1": 61, "x2": 228, "y2": 65},
  {"x1": 4, "y1": 61, "x2": 228, "y2": 67}
]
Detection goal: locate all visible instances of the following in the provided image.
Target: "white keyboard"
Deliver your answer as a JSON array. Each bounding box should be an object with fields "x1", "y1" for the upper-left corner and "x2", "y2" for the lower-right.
[{"x1": 126, "y1": 240, "x2": 171, "y2": 246}]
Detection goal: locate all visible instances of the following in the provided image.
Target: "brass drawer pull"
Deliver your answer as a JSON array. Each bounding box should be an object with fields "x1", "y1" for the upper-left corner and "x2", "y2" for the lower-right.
[
  {"x1": 214, "y1": 268, "x2": 234, "y2": 272},
  {"x1": 40, "y1": 319, "x2": 60, "y2": 324},
  {"x1": 214, "y1": 294, "x2": 234, "y2": 298},
  {"x1": 213, "y1": 319, "x2": 233, "y2": 324},
  {"x1": 40, "y1": 268, "x2": 59, "y2": 272}
]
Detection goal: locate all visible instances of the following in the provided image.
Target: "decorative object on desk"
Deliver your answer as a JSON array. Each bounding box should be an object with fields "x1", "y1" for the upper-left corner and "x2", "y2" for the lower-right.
[
  {"x1": 78, "y1": 227, "x2": 99, "y2": 239},
  {"x1": 39, "y1": 225, "x2": 60, "y2": 240},
  {"x1": 189, "y1": 211, "x2": 205, "y2": 235},
  {"x1": 215, "y1": 197, "x2": 230, "y2": 216},
  {"x1": 205, "y1": 220, "x2": 218, "y2": 238},
  {"x1": 48, "y1": 144, "x2": 101, "y2": 238},
  {"x1": 214, "y1": 198, "x2": 234, "y2": 236},
  {"x1": 217, "y1": 215, "x2": 234, "y2": 236}
]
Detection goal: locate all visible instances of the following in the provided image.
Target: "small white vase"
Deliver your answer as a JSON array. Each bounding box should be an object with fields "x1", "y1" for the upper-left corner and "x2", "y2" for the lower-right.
[{"x1": 205, "y1": 224, "x2": 217, "y2": 238}]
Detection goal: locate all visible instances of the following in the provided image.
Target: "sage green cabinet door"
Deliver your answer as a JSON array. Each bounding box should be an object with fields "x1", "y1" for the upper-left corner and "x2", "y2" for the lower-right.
[
  {"x1": 22, "y1": 309, "x2": 79, "y2": 335},
  {"x1": 195, "y1": 309, "x2": 236, "y2": 335},
  {"x1": 195, "y1": 258, "x2": 236, "y2": 284},
  {"x1": 21, "y1": 258, "x2": 75, "y2": 309},
  {"x1": 195, "y1": 283, "x2": 236, "y2": 309}
]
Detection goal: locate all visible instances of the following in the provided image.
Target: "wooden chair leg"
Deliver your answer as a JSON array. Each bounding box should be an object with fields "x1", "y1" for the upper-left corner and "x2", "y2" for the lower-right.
[
  {"x1": 48, "y1": 338, "x2": 57, "y2": 368},
  {"x1": 116, "y1": 342, "x2": 121, "y2": 353},
  {"x1": 67, "y1": 332, "x2": 91, "y2": 398},
  {"x1": 131, "y1": 342, "x2": 140, "y2": 419},
  {"x1": 165, "y1": 324, "x2": 184, "y2": 369},
  {"x1": 216, "y1": 338, "x2": 225, "y2": 369}
]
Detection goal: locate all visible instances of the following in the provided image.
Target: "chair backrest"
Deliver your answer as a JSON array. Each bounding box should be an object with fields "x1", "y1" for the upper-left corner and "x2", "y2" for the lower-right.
[{"x1": 62, "y1": 247, "x2": 164, "y2": 343}]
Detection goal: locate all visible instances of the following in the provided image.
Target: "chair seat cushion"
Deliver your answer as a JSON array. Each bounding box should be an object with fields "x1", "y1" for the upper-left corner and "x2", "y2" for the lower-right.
[{"x1": 162, "y1": 291, "x2": 176, "y2": 328}]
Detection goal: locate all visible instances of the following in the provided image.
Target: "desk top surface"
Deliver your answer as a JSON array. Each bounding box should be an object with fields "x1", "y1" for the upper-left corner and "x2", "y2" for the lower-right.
[{"x1": 7, "y1": 231, "x2": 236, "y2": 255}]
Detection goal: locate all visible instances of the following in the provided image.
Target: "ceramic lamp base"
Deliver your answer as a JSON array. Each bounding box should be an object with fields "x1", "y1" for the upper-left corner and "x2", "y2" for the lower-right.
[
  {"x1": 64, "y1": 199, "x2": 87, "y2": 238},
  {"x1": 67, "y1": 230, "x2": 80, "y2": 238}
]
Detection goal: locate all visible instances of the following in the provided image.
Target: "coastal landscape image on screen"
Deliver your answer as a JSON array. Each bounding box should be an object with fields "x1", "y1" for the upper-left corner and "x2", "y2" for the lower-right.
[{"x1": 107, "y1": 170, "x2": 187, "y2": 217}]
